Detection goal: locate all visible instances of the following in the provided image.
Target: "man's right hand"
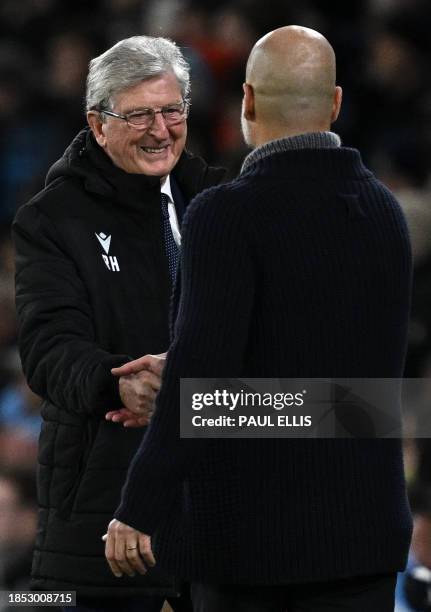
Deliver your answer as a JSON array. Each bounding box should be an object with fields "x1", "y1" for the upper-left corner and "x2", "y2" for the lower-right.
[
  {"x1": 105, "y1": 408, "x2": 150, "y2": 428},
  {"x1": 118, "y1": 370, "x2": 161, "y2": 418}
]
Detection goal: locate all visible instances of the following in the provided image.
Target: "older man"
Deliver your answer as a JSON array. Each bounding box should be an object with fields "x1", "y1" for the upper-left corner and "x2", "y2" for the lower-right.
[
  {"x1": 106, "y1": 26, "x2": 412, "y2": 612},
  {"x1": 13, "y1": 36, "x2": 224, "y2": 611}
]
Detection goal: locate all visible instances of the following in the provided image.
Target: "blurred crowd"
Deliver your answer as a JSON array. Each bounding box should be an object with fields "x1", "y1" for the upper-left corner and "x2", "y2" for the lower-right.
[{"x1": 0, "y1": 0, "x2": 430, "y2": 609}]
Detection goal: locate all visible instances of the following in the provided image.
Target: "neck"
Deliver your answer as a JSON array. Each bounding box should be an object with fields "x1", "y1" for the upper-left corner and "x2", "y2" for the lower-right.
[{"x1": 252, "y1": 123, "x2": 331, "y2": 147}]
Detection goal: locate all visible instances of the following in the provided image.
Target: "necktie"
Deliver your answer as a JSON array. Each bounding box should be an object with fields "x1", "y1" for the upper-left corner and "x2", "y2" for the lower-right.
[{"x1": 161, "y1": 193, "x2": 179, "y2": 282}]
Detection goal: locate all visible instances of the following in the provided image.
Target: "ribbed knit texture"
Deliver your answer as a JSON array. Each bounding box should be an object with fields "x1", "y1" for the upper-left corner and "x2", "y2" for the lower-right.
[
  {"x1": 241, "y1": 130, "x2": 341, "y2": 173},
  {"x1": 116, "y1": 143, "x2": 413, "y2": 584}
]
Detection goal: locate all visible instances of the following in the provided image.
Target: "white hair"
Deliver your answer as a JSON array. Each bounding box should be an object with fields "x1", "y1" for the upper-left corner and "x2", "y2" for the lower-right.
[{"x1": 86, "y1": 35, "x2": 190, "y2": 111}]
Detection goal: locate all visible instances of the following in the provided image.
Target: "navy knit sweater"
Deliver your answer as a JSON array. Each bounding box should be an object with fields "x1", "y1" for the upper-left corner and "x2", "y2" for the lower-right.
[{"x1": 116, "y1": 133, "x2": 413, "y2": 584}]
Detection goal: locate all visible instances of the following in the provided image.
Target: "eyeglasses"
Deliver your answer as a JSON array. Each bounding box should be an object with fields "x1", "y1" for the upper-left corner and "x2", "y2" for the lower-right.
[{"x1": 98, "y1": 101, "x2": 189, "y2": 129}]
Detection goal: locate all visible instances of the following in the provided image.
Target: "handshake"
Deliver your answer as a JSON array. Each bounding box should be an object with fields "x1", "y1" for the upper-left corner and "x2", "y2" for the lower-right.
[{"x1": 106, "y1": 353, "x2": 166, "y2": 428}]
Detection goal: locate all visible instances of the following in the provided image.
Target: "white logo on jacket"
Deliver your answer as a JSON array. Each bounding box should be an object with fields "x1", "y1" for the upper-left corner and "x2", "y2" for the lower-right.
[
  {"x1": 95, "y1": 232, "x2": 120, "y2": 272},
  {"x1": 95, "y1": 232, "x2": 111, "y2": 253}
]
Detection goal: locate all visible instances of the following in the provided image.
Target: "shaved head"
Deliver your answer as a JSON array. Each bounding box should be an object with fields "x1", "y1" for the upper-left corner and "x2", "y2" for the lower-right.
[{"x1": 242, "y1": 26, "x2": 342, "y2": 145}]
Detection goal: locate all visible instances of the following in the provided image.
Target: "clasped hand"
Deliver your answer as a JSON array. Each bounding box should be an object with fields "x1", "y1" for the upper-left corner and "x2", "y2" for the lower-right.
[{"x1": 106, "y1": 353, "x2": 166, "y2": 428}]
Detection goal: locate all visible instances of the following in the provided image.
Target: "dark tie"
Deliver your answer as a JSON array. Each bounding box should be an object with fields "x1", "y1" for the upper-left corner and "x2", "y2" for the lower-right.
[{"x1": 161, "y1": 193, "x2": 180, "y2": 282}]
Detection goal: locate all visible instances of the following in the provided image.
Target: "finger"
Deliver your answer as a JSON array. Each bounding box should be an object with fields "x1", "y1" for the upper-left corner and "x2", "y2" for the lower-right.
[
  {"x1": 107, "y1": 411, "x2": 123, "y2": 422},
  {"x1": 143, "y1": 355, "x2": 166, "y2": 378},
  {"x1": 112, "y1": 412, "x2": 129, "y2": 423},
  {"x1": 139, "y1": 534, "x2": 156, "y2": 567},
  {"x1": 119, "y1": 380, "x2": 157, "y2": 417},
  {"x1": 112, "y1": 356, "x2": 155, "y2": 377},
  {"x1": 114, "y1": 533, "x2": 136, "y2": 577},
  {"x1": 107, "y1": 559, "x2": 123, "y2": 578},
  {"x1": 104, "y1": 533, "x2": 123, "y2": 578},
  {"x1": 140, "y1": 387, "x2": 157, "y2": 408},
  {"x1": 124, "y1": 419, "x2": 141, "y2": 427},
  {"x1": 125, "y1": 407, "x2": 153, "y2": 426},
  {"x1": 125, "y1": 540, "x2": 147, "y2": 575},
  {"x1": 135, "y1": 369, "x2": 162, "y2": 392},
  {"x1": 131, "y1": 376, "x2": 158, "y2": 402},
  {"x1": 124, "y1": 413, "x2": 151, "y2": 426},
  {"x1": 106, "y1": 409, "x2": 132, "y2": 421},
  {"x1": 107, "y1": 409, "x2": 135, "y2": 423},
  {"x1": 124, "y1": 416, "x2": 150, "y2": 428}
]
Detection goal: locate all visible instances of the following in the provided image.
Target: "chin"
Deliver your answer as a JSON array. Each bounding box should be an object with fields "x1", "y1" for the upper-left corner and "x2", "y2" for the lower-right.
[
  {"x1": 140, "y1": 163, "x2": 174, "y2": 177},
  {"x1": 137, "y1": 151, "x2": 179, "y2": 177}
]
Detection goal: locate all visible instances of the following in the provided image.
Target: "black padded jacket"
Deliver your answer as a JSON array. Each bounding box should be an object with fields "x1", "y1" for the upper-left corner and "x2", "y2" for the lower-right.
[{"x1": 12, "y1": 128, "x2": 225, "y2": 598}]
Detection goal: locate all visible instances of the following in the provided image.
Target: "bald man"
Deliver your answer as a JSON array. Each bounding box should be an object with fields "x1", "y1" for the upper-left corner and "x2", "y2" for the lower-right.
[{"x1": 105, "y1": 27, "x2": 412, "y2": 611}]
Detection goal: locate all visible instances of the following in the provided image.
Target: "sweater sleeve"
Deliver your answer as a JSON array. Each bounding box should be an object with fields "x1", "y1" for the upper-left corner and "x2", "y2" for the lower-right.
[
  {"x1": 13, "y1": 203, "x2": 130, "y2": 417},
  {"x1": 115, "y1": 186, "x2": 256, "y2": 534}
]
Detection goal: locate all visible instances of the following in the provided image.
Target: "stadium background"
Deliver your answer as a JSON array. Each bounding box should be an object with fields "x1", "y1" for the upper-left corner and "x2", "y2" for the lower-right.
[{"x1": 0, "y1": 1, "x2": 430, "y2": 610}]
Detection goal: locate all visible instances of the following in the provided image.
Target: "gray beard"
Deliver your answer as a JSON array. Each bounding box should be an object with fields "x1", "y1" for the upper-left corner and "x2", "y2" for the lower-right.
[
  {"x1": 241, "y1": 113, "x2": 254, "y2": 149},
  {"x1": 240, "y1": 101, "x2": 253, "y2": 148}
]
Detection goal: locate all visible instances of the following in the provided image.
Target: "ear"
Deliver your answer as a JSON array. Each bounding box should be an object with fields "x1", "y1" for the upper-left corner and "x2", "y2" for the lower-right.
[
  {"x1": 87, "y1": 111, "x2": 107, "y2": 147},
  {"x1": 242, "y1": 83, "x2": 256, "y2": 121},
  {"x1": 330, "y1": 86, "x2": 343, "y2": 124}
]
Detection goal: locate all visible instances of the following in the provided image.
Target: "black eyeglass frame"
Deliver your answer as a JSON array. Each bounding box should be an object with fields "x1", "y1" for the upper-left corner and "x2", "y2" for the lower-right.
[{"x1": 96, "y1": 100, "x2": 189, "y2": 129}]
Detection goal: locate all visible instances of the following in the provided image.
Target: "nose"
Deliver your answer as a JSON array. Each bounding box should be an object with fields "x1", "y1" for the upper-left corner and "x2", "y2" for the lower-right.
[{"x1": 148, "y1": 111, "x2": 169, "y2": 138}]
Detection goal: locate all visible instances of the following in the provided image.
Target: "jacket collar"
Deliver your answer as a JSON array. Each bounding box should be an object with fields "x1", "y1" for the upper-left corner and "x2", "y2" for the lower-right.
[{"x1": 46, "y1": 128, "x2": 226, "y2": 210}]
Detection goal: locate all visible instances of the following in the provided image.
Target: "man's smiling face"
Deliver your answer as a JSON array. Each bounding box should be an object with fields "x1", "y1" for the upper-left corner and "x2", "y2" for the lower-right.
[{"x1": 88, "y1": 72, "x2": 187, "y2": 178}]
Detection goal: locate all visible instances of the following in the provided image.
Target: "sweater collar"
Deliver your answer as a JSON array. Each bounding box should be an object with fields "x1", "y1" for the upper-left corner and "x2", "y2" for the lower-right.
[{"x1": 241, "y1": 131, "x2": 341, "y2": 174}]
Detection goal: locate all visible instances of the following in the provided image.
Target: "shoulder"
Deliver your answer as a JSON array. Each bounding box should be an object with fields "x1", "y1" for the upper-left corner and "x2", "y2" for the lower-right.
[
  {"x1": 184, "y1": 175, "x2": 253, "y2": 224},
  {"x1": 180, "y1": 178, "x2": 257, "y2": 253},
  {"x1": 173, "y1": 149, "x2": 226, "y2": 198},
  {"x1": 14, "y1": 175, "x2": 90, "y2": 229}
]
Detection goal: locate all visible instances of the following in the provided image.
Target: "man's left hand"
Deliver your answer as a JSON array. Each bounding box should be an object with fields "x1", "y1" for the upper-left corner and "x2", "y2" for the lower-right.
[
  {"x1": 118, "y1": 370, "x2": 160, "y2": 418},
  {"x1": 104, "y1": 519, "x2": 155, "y2": 577}
]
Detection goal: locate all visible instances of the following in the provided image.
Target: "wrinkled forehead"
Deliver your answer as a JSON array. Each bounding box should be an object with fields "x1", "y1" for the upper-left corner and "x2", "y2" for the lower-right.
[{"x1": 110, "y1": 73, "x2": 183, "y2": 111}]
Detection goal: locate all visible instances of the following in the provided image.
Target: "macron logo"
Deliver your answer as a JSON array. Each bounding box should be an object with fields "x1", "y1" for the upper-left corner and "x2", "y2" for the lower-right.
[
  {"x1": 95, "y1": 232, "x2": 120, "y2": 272},
  {"x1": 95, "y1": 232, "x2": 111, "y2": 254}
]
